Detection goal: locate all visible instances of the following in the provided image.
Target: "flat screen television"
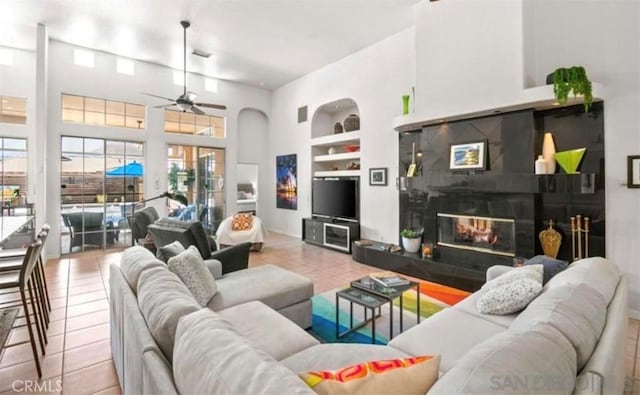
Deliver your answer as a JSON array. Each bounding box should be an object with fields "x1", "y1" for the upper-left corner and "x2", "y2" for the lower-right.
[{"x1": 312, "y1": 179, "x2": 359, "y2": 221}]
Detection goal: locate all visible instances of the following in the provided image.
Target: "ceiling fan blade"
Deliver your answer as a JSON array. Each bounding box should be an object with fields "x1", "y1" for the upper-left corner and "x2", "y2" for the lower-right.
[
  {"x1": 153, "y1": 103, "x2": 177, "y2": 109},
  {"x1": 191, "y1": 105, "x2": 205, "y2": 115},
  {"x1": 142, "y1": 92, "x2": 175, "y2": 102},
  {"x1": 195, "y1": 102, "x2": 227, "y2": 110}
]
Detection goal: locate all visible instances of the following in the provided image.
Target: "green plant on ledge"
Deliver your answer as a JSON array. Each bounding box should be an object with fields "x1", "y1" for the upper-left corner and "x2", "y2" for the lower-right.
[
  {"x1": 552, "y1": 66, "x2": 593, "y2": 112},
  {"x1": 400, "y1": 228, "x2": 422, "y2": 239}
]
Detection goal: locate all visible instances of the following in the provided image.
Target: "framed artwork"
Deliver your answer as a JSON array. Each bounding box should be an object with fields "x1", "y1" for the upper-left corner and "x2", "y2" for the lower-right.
[
  {"x1": 276, "y1": 154, "x2": 297, "y2": 209},
  {"x1": 369, "y1": 168, "x2": 387, "y2": 186},
  {"x1": 449, "y1": 140, "x2": 487, "y2": 171},
  {"x1": 627, "y1": 155, "x2": 640, "y2": 188}
]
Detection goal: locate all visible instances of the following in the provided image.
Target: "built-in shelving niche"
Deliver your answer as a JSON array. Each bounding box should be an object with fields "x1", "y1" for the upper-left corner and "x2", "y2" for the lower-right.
[{"x1": 311, "y1": 98, "x2": 361, "y2": 178}]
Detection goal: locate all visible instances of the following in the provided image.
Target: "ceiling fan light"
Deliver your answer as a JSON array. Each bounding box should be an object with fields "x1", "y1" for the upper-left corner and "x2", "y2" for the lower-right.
[{"x1": 176, "y1": 102, "x2": 190, "y2": 111}]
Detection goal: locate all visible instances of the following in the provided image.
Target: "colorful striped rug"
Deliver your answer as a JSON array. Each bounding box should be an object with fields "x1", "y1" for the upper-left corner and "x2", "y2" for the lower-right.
[{"x1": 310, "y1": 279, "x2": 470, "y2": 345}]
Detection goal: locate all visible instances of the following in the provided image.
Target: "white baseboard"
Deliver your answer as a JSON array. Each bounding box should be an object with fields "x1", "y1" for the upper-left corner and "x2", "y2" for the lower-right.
[{"x1": 629, "y1": 309, "x2": 640, "y2": 320}]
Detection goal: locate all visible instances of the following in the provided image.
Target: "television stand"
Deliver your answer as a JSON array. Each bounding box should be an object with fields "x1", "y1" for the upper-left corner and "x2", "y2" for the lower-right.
[{"x1": 302, "y1": 217, "x2": 360, "y2": 254}]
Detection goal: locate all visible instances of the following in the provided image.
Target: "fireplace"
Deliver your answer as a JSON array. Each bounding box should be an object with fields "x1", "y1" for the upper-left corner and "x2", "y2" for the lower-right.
[{"x1": 437, "y1": 213, "x2": 516, "y2": 257}]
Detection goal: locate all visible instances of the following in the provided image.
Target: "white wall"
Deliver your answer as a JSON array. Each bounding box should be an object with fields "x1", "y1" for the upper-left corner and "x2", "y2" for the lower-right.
[
  {"x1": 414, "y1": 0, "x2": 524, "y2": 118},
  {"x1": 40, "y1": 40, "x2": 270, "y2": 257},
  {"x1": 267, "y1": 28, "x2": 416, "y2": 241},
  {"x1": 522, "y1": 0, "x2": 640, "y2": 315}
]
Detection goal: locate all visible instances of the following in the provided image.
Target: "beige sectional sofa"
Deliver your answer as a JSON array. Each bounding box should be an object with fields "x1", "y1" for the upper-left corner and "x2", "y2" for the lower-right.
[{"x1": 110, "y1": 247, "x2": 628, "y2": 395}]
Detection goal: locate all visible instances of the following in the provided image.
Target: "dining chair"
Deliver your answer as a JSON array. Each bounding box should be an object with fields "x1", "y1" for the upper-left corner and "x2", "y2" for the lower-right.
[{"x1": 0, "y1": 240, "x2": 46, "y2": 377}]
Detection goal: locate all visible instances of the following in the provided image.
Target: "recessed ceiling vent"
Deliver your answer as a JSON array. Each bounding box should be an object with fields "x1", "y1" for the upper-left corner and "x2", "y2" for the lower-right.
[{"x1": 192, "y1": 49, "x2": 212, "y2": 58}]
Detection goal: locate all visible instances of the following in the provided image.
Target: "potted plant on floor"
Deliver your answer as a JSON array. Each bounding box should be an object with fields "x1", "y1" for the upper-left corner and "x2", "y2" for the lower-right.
[
  {"x1": 548, "y1": 66, "x2": 593, "y2": 112},
  {"x1": 400, "y1": 228, "x2": 422, "y2": 254}
]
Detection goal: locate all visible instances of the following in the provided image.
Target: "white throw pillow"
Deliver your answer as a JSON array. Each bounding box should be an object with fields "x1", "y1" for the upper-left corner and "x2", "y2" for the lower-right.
[
  {"x1": 477, "y1": 265, "x2": 543, "y2": 315},
  {"x1": 168, "y1": 245, "x2": 218, "y2": 307}
]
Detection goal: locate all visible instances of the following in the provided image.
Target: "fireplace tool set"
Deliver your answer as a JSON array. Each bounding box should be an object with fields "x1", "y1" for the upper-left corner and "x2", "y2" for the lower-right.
[
  {"x1": 570, "y1": 215, "x2": 590, "y2": 261},
  {"x1": 539, "y1": 215, "x2": 590, "y2": 261}
]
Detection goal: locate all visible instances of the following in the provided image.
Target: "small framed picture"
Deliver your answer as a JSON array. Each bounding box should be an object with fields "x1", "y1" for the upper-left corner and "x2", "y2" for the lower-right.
[
  {"x1": 369, "y1": 168, "x2": 387, "y2": 186},
  {"x1": 449, "y1": 140, "x2": 487, "y2": 171},
  {"x1": 627, "y1": 155, "x2": 640, "y2": 188}
]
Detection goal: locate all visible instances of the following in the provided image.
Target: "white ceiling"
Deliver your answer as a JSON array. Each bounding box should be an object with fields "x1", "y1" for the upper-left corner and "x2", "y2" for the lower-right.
[{"x1": 0, "y1": 0, "x2": 420, "y2": 89}]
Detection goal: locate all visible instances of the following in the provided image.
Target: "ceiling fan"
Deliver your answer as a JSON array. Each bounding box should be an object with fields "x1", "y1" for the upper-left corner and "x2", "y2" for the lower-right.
[{"x1": 143, "y1": 21, "x2": 226, "y2": 114}]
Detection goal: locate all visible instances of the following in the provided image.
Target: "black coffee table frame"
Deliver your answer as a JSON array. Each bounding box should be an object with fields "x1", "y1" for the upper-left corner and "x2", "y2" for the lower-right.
[{"x1": 335, "y1": 277, "x2": 420, "y2": 344}]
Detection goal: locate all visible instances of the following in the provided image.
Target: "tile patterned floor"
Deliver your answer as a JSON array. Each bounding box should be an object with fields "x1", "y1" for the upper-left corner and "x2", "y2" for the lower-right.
[{"x1": 0, "y1": 232, "x2": 638, "y2": 394}]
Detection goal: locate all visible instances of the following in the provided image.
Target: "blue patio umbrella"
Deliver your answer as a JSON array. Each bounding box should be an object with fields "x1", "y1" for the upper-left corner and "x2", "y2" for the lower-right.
[{"x1": 106, "y1": 161, "x2": 143, "y2": 177}]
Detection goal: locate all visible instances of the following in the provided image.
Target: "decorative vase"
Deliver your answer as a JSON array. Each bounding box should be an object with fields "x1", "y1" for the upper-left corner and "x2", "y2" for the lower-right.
[
  {"x1": 402, "y1": 237, "x2": 421, "y2": 254},
  {"x1": 542, "y1": 132, "x2": 556, "y2": 174},
  {"x1": 334, "y1": 122, "x2": 343, "y2": 134},
  {"x1": 327, "y1": 147, "x2": 336, "y2": 155},
  {"x1": 555, "y1": 148, "x2": 587, "y2": 174},
  {"x1": 402, "y1": 95, "x2": 410, "y2": 115},
  {"x1": 343, "y1": 114, "x2": 360, "y2": 132}
]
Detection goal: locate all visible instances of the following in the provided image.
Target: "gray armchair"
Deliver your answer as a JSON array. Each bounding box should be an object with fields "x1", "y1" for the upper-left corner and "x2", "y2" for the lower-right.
[
  {"x1": 147, "y1": 219, "x2": 250, "y2": 274},
  {"x1": 128, "y1": 206, "x2": 159, "y2": 244}
]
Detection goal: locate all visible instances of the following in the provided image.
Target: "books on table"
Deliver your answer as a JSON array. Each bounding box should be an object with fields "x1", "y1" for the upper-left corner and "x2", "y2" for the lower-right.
[{"x1": 369, "y1": 271, "x2": 410, "y2": 288}]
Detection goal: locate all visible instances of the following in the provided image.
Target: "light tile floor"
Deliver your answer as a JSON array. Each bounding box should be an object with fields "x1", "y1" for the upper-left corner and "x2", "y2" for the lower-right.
[{"x1": 0, "y1": 232, "x2": 638, "y2": 394}]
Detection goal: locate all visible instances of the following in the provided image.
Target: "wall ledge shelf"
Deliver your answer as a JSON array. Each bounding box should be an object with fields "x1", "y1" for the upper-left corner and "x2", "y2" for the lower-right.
[
  {"x1": 393, "y1": 82, "x2": 604, "y2": 132},
  {"x1": 311, "y1": 131, "x2": 361, "y2": 147},
  {"x1": 314, "y1": 170, "x2": 360, "y2": 177},
  {"x1": 314, "y1": 152, "x2": 360, "y2": 162}
]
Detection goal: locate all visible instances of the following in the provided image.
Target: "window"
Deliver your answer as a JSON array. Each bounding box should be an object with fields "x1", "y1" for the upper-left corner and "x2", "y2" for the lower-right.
[
  {"x1": 0, "y1": 96, "x2": 27, "y2": 124},
  {"x1": 62, "y1": 94, "x2": 145, "y2": 129},
  {"x1": 0, "y1": 138, "x2": 28, "y2": 206},
  {"x1": 164, "y1": 109, "x2": 225, "y2": 138},
  {"x1": 73, "y1": 49, "x2": 95, "y2": 68}
]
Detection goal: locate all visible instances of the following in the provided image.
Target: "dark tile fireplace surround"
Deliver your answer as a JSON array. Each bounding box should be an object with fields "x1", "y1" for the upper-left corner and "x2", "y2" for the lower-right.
[{"x1": 353, "y1": 103, "x2": 605, "y2": 292}]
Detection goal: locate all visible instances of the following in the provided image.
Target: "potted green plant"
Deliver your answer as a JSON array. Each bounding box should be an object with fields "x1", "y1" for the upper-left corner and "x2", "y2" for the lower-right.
[
  {"x1": 400, "y1": 228, "x2": 422, "y2": 253},
  {"x1": 550, "y1": 66, "x2": 593, "y2": 112}
]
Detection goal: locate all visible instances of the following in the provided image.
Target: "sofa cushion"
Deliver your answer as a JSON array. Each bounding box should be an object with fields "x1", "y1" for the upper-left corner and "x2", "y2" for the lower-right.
[
  {"x1": 299, "y1": 355, "x2": 439, "y2": 395},
  {"x1": 428, "y1": 324, "x2": 577, "y2": 395},
  {"x1": 119, "y1": 246, "x2": 165, "y2": 293},
  {"x1": 388, "y1": 308, "x2": 506, "y2": 373},
  {"x1": 477, "y1": 264, "x2": 543, "y2": 315},
  {"x1": 208, "y1": 264, "x2": 314, "y2": 312},
  {"x1": 524, "y1": 255, "x2": 568, "y2": 284},
  {"x1": 173, "y1": 309, "x2": 315, "y2": 395},
  {"x1": 544, "y1": 257, "x2": 619, "y2": 304},
  {"x1": 168, "y1": 245, "x2": 217, "y2": 307},
  {"x1": 218, "y1": 301, "x2": 319, "y2": 361},
  {"x1": 137, "y1": 266, "x2": 201, "y2": 362},
  {"x1": 510, "y1": 283, "x2": 606, "y2": 371},
  {"x1": 281, "y1": 344, "x2": 412, "y2": 373},
  {"x1": 157, "y1": 240, "x2": 185, "y2": 263}
]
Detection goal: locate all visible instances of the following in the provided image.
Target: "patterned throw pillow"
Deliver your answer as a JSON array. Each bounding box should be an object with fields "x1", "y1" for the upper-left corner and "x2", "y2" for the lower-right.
[
  {"x1": 231, "y1": 213, "x2": 253, "y2": 231},
  {"x1": 299, "y1": 356, "x2": 440, "y2": 395},
  {"x1": 167, "y1": 245, "x2": 217, "y2": 307},
  {"x1": 477, "y1": 264, "x2": 543, "y2": 315}
]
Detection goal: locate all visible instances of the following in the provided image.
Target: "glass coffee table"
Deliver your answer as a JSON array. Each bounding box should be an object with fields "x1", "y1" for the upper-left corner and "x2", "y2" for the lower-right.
[{"x1": 335, "y1": 276, "x2": 420, "y2": 343}]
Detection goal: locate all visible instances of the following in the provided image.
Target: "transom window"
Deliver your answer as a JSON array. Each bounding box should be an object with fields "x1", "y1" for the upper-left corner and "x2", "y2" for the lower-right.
[
  {"x1": 164, "y1": 109, "x2": 225, "y2": 138},
  {"x1": 61, "y1": 94, "x2": 145, "y2": 129},
  {"x1": 0, "y1": 96, "x2": 27, "y2": 124}
]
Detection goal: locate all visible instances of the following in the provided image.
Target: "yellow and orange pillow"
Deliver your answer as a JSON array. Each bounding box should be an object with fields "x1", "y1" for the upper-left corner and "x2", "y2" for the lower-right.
[
  {"x1": 299, "y1": 355, "x2": 439, "y2": 395},
  {"x1": 231, "y1": 213, "x2": 253, "y2": 231}
]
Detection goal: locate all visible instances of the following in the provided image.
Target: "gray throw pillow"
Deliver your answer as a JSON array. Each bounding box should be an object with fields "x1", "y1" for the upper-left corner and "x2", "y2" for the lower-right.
[
  {"x1": 157, "y1": 240, "x2": 186, "y2": 263},
  {"x1": 524, "y1": 255, "x2": 568, "y2": 284},
  {"x1": 168, "y1": 245, "x2": 218, "y2": 307},
  {"x1": 477, "y1": 265, "x2": 543, "y2": 315}
]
